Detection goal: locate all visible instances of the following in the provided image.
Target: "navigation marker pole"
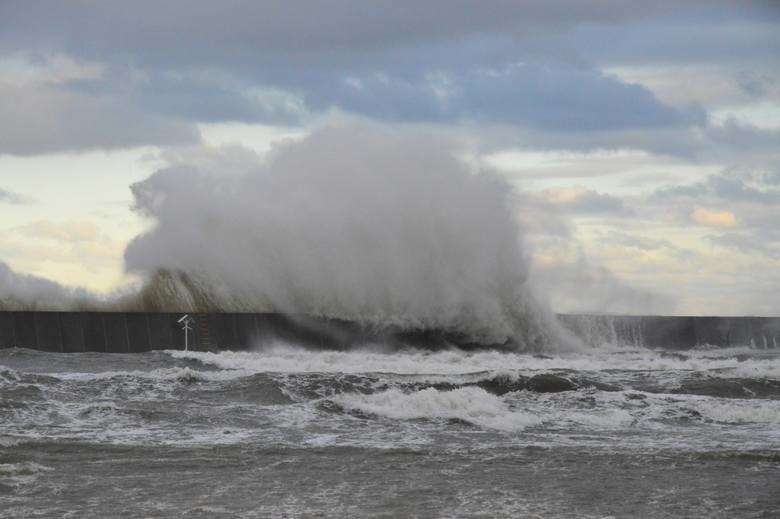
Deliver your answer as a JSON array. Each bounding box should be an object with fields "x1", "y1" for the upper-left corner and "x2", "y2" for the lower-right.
[{"x1": 178, "y1": 314, "x2": 194, "y2": 351}]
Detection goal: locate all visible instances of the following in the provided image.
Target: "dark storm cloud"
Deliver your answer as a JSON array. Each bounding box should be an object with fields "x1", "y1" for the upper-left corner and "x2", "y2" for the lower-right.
[
  {"x1": 65, "y1": 72, "x2": 302, "y2": 125},
  {"x1": 0, "y1": 0, "x2": 776, "y2": 153},
  {"x1": 57, "y1": 57, "x2": 701, "y2": 131},
  {"x1": 303, "y1": 64, "x2": 703, "y2": 131},
  {"x1": 1, "y1": 1, "x2": 773, "y2": 67},
  {"x1": 565, "y1": 18, "x2": 780, "y2": 66},
  {"x1": 655, "y1": 170, "x2": 780, "y2": 205},
  {"x1": 529, "y1": 119, "x2": 780, "y2": 162},
  {"x1": 707, "y1": 174, "x2": 780, "y2": 205},
  {"x1": 1, "y1": 54, "x2": 703, "y2": 156},
  {"x1": 0, "y1": 2, "x2": 711, "y2": 61},
  {"x1": 0, "y1": 83, "x2": 201, "y2": 155},
  {"x1": 705, "y1": 119, "x2": 780, "y2": 154}
]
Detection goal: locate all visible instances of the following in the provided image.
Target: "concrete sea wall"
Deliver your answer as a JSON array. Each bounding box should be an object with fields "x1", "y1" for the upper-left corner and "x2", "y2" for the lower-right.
[
  {"x1": 0, "y1": 312, "x2": 345, "y2": 353},
  {"x1": 558, "y1": 314, "x2": 780, "y2": 350},
  {"x1": 0, "y1": 311, "x2": 779, "y2": 352}
]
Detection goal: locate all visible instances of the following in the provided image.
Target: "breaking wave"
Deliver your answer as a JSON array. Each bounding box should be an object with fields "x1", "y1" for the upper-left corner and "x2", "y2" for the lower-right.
[
  {"x1": 0, "y1": 125, "x2": 580, "y2": 351},
  {"x1": 330, "y1": 386, "x2": 542, "y2": 431},
  {"x1": 123, "y1": 126, "x2": 576, "y2": 349}
]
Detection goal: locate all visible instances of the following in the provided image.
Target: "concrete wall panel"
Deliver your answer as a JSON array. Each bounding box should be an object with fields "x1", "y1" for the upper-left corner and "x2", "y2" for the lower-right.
[
  {"x1": 2, "y1": 311, "x2": 780, "y2": 352},
  {"x1": 13, "y1": 312, "x2": 37, "y2": 350},
  {"x1": 34, "y1": 313, "x2": 62, "y2": 352},
  {"x1": 103, "y1": 313, "x2": 129, "y2": 353},
  {"x1": 234, "y1": 313, "x2": 258, "y2": 347},
  {"x1": 148, "y1": 313, "x2": 175, "y2": 350},
  {"x1": 126, "y1": 313, "x2": 151, "y2": 353},
  {"x1": 83, "y1": 313, "x2": 107, "y2": 352},
  {"x1": 640, "y1": 316, "x2": 697, "y2": 350},
  {"x1": 0, "y1": 312, "x2": 15, "y2": 348},
  {"x1": 210, "y1": 313, "x2": 237, "y2": 349},
  {"x1": 60, "y1": 313, "x2": 85, "y2": 353}
]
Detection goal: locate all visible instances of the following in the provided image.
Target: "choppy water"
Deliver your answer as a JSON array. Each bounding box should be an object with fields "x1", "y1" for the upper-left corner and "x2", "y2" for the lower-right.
[{"x1": 2, "y1": 344, "x2": 779, "y2": 517}]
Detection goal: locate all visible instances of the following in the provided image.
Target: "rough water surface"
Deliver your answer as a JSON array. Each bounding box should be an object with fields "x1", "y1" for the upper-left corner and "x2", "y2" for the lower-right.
[{"x1": 1, "y1": 344, "x2": 779, "y2": 518}]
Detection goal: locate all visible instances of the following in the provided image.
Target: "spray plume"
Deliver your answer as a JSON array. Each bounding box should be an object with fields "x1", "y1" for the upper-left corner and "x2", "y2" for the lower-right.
[{"x1": 124, "y1": 125, "x2": 575, "y2": 349}]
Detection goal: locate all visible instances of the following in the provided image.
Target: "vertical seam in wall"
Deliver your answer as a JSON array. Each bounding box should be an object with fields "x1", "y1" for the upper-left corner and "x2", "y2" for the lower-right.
[
  {"x1": 101, "y1": 314, "x2": 108, "y2": 353},
  {"x1": 78, "y1": 313, "x2": 85, "y2": 352},
  {"x1": 253, "y1": 313, "x2": 259, "y2": 347},
  {"x1": 57, "y1": 313, "x2": 64, "y2": 353},
  {"x1": 232, "y1": 313, "x2": 238, "y2": 349},
  {"x1": 33, "y1": 313, "x2": 40, "y2": 351},
  {"x1": 124, "y1": 314, "x2": 131, "y2": 353},
  {"x1": 11, "y1": 312, "x2": 17, "y2": 349},
  {"x1": 76, "y1": 312, "x2": 87, "y2": 352},
  {"x1": 145, "y1": 314, "x2": 152, "y2": 352}
]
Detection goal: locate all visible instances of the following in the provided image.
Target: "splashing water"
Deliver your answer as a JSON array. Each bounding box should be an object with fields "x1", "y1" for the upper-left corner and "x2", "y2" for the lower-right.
[{"x1": 124, "y1": 125, "x2": 577, "y2": 349}]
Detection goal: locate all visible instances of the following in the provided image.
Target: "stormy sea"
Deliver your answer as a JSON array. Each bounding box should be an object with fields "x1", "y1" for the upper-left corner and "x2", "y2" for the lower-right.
[
  {"x1": 2, "y1": 337, "x2": 779, "y2": 518},
  {"x1": 1, "y1": 129, "x2": 778, "y2": 517}
]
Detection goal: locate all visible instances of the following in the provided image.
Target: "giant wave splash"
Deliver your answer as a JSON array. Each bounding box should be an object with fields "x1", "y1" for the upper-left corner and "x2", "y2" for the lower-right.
[{"x1": 124, "y1": 125, "x2": 577, "y2": 350}]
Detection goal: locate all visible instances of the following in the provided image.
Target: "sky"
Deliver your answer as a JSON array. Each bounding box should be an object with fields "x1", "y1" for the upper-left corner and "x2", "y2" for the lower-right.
[{"x1": 0, "y1": 1, "x2": 779, "y2": 316}]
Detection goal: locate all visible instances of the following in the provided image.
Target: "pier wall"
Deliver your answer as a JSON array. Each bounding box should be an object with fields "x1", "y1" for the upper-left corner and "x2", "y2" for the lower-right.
[
  {"x1": 0, "y1": 311, "x2": 779, "y2": 352},
  {"x1": 0, "y1": 312, "x2": 369, "y2": 353}
]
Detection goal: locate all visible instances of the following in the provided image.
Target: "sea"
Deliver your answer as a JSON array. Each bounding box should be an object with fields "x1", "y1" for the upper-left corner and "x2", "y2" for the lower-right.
[{"x1": 2, "y1": 342, "x2": 779, "y2": 517}]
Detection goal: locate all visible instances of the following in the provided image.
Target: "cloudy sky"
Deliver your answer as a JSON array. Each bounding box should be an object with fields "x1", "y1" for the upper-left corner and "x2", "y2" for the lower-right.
[{"x1": 1, "y1": 1, "x2": 779, "y2": 316}]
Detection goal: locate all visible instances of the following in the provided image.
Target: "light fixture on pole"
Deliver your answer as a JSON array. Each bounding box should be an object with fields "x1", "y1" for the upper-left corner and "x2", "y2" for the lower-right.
[{"x1": 177, "y1": 314, "x2": 194, "y2": 351}]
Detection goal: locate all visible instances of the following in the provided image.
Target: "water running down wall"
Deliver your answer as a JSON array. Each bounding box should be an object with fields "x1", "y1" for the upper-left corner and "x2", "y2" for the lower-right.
[{"x1": 1, "y1": 312, "x2": 779, "y2": 352}]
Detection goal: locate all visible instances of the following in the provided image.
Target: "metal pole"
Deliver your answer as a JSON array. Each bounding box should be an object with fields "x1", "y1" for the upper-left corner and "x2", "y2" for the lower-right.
[{"x1": 178, "y1": 314, "x2": 193, "y2": 351}]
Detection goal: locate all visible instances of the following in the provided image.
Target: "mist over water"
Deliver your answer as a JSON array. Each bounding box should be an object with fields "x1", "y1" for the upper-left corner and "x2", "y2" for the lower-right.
[
  {"x1": 124, "y1": 125, "x2": 573, "y2": 348},
  {"x1": 0, "y1": 262, "x2": 96, "y2": 311}
]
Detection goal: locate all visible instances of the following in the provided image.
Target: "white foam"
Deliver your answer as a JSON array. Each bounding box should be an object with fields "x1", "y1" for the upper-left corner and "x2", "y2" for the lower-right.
[
  {"x1": 51, "y1": 366, "x2": 253, "y2": 384},
  {"x1": 331, "y1": 386, "x2": 541, "y2": 431},
  {"x1": 0, "y1": 366, "x2": 22, "y2": 386},
  {"x1": 169, "y1": 347, "x2": 537, "y2": 375},
  {"x1": 528, "y1": 387, "x2": 780, "y2": 435},
  {"x1": 688, "y1": 397, "x2": 780, "y2": 425},
  {"x1": 0, "y1": 437, "x2": 22, "y2": 447},
  {"x1": 168, "y1": 346, "x2": 780, "y2": 381},
  {"x1": 555, "y1": 409, "x2": 636, "y2": 428}
]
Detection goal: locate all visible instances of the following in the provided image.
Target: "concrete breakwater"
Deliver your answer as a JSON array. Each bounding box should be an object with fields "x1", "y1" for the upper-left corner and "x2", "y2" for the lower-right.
[
  {"x1": 0, "y1": 311, "x2": 779, "y2": 352},
  {"x1": 558, "y1": 314, "x2": 780, "y2": 350}
]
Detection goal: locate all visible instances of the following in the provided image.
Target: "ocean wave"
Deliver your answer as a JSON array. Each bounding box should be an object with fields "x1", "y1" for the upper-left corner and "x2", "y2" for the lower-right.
[
  {"x1": 688, "y1": 397, "x2": 780, "y2": 425},
  {"x1": 330, "y1": 386, "x2": 542, "y2": 431},
  {"x1": 51, "y1": 366, "x2": 253, "y2": 384},
  {"x1": 122, "y1": 126, "x2": 573, "y2": 350},
  {"x1": 167, "y1": 346, "x2": 780, "y2": 385},
  {"x1": 0, "y1": 366, "x2": 21, "y2": 385},
  {"x1": 0, "y1": 462, "x2": 53, "y2": 476},
  {"x1": 168, "y1": 347, "x2": 549, "y2": 375},
  {"x1": 670, "y1": 376, "x2": 780, "y2": 399}
]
